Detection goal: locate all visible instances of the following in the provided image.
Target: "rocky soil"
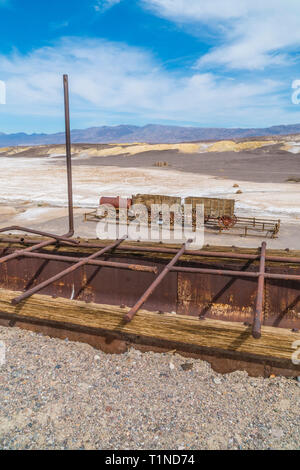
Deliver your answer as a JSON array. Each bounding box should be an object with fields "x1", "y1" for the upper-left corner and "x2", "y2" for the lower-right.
[{"x1": 0, "y1": 326, "x2": 299, "y2": 450}]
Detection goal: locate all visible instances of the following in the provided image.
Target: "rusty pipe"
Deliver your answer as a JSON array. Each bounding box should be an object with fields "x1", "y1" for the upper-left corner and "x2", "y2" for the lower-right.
[
  {"x1": 6, "y1": 247, "x2": 300, "y2": 280},
  {"x1": 252, "y1": 242, "x2": 267, "y2": 339},
  {"x1": 171, "y1": 266, "x2": 258, "y2": 278},
  {"x1": 21, "y1": 251, "x2": 157, "y2": 273},
  {"x1": 0, "y1": 227, "x2": 78, "y2": 244},
  {"x1": 63, "y1": 74, "x2": 74, "y2": 236},
  {"x1": 171, "y1": 266, "x2": 300, "y2": 281}
]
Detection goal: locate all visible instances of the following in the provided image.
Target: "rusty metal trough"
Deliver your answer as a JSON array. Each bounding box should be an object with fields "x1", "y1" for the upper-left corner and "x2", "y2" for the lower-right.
[
  {"x1": 1, "y1": 235, "x2": 300, "y2": 377},
  {"x1": 0, "y1": 75, "x2": 299, "y2": 377}
]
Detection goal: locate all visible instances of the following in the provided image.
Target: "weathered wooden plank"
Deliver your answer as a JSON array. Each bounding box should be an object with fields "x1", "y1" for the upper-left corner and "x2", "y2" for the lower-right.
[{"x1": 0, "y1": 288, "x2": 299, "y2": 364}]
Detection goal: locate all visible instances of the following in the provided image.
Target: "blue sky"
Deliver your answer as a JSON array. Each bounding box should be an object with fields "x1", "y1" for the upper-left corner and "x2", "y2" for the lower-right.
[{"x1": 0, "y1": 0, "x2": 300, "y2": 133}]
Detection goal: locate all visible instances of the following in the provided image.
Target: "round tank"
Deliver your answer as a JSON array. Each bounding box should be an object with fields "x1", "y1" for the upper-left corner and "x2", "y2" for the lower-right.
[{"x1": 99, "y1": 196, "x2": 132, "y2": 209}]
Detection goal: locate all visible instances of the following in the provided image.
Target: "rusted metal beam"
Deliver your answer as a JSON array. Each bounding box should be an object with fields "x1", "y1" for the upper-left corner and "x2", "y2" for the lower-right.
[
  {"x1": 171, "y1": 266, "x2": 300, "y2": 281},
  {"x1": 11, "y1": 237, "x2": 127, "y2": 305},
  {"x1": 63, "y1": 74, "x2": 74, "y2": 236},
  {"x1": 252, "y1": 242, "x2": 267, "y2": 339},
  {"x1": 0, "y1": 227, "x2": 77, "y2": 244},
  {"x1": 21, "y1": 251, "x2": 157, "y2": 273},
  {"x1": 172, "y1": 266, "x2": 258, "y2": 278},
  {"x1": 124, "y1": 242, "x2": 189, "y2": 323},
  {"x1": 12, "y1": 251, "x2": 300, "y2": 281}
]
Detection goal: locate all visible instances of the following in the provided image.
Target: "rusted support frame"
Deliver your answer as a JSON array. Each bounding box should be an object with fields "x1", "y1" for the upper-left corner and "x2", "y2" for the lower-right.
[
  {"x1": 11, "y1": 237, "x2": 127, "y2": 305},
  {"x1": 124, "y1": 242, "x2": 189, "y2": 323},
  {"x1": 252, "y1": 242, "x2": 267, "y2": 339},
  {"x1": 20, "y1": 251, "x2": 157, "y2": 273}
]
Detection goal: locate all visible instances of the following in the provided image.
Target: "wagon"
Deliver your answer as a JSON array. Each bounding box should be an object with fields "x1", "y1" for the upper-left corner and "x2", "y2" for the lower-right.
[
  {"x1": 131, "y1": 194, "x2": 281, "y2": 238},
  {"x1": 85, "y1": 194, "x2": 280, "y2": 238}
]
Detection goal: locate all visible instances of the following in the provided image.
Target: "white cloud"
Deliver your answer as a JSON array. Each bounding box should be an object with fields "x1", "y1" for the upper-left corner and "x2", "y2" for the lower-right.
[
  {"x1": 142, "y1": 0, "x2": 250, "y2": 21},
  {"x1": 94, "y1": 0, "x2": 121, "y2": 13},
  {"x1": 141, "y1": 0, "x2": 300, "y2": 70},
  {"x1": 0, "y1": 37, "x2": 293, "y2": 129}
]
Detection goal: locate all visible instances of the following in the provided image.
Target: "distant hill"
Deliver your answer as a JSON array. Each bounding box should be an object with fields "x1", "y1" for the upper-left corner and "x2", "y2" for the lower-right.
[{"x1": 1, "y1": 123, "x2": 300, "y2": 146}]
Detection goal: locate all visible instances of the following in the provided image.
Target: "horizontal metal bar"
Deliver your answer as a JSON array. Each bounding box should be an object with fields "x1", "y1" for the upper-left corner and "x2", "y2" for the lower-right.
[
  {"x1": 171, "y1": 266, "x2": 258, "y2": 277},
  {"x1": 17, "y1": 251, "x2": 300, "y2": 281},
  {"x1": 0, "y1": 226, "x2": 78, "y2": 244},
  {"x1": 171, "y1": 266, "x2": 300, "y2": 281},
  {"x1": 21, "y1": 251, "x2": 157, "y2": 273}
]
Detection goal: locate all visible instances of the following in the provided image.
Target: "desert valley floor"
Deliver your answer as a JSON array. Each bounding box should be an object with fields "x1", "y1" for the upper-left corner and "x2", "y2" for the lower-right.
[{"x1": 0, "y1": 136, "x2": 300, "y2": 249}]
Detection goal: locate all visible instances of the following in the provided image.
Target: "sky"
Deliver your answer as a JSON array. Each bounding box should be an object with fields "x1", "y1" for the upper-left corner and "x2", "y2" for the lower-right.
[{"x1": 0, "y1": 0, "x2": 300, "y2": 133}]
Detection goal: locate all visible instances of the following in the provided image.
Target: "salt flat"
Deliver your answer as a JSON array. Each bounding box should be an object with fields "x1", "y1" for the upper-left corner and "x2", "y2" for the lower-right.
[{"x1": 0, "y1": 139, "x2": 299, "y2": 248}]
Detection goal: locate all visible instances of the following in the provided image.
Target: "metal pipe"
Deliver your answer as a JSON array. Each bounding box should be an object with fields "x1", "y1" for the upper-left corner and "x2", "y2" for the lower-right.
[
  {"x1": 12, "y1": 250, "x2": 300, "y2": 281},
  {"x1": 21, "y1": 251, "x2": 157, "y2": 273},
  {"x1": 12, "y1": 237, "x2": 126, "y2": 305},
  {"x1": 63, "y1": 74, "x2": 74, "y2": 236},
  {"x1": 124, "y1": 242, "x2": 188, "y2": 323},
  {"x1": 252, "y1": 242, "x2": 267, "y2": 339},
  {"x1": 171, "y1": 266, "x2": 258, "y2": 278},
  {"x1": 0, "y1": 227, "x2": 77, "y2": 244},
  {"x1": 171, "y1": 266, "x2": 300, "y2": 282}
]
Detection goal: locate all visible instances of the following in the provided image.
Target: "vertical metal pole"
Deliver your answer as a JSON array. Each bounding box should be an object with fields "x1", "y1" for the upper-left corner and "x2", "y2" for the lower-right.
[
  {"x1": 252, "y1": 241, "x2": 267, "y2": 339},
  {"x1": 63, "y1": 74, "x2": 74, "y2": 236}
]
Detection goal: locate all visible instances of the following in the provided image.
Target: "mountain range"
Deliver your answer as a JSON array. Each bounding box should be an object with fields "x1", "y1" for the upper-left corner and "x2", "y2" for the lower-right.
[{"x1": 1, "y1": 123, "x2": 300, "y2": 146}]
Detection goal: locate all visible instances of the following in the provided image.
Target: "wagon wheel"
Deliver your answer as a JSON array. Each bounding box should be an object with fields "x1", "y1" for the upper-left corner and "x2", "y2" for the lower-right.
[{"x1": 218, "y1": 215, "x2": 237, "y2": 230}]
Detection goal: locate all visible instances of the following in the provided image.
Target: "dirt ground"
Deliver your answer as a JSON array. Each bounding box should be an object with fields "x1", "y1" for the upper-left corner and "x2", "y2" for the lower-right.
[
  {"x1": 0, "y1": 326, "x2": 299, "y2": 450},
  {"x1": 72, "y1": 143, "x2": 300, "y2": 184}
]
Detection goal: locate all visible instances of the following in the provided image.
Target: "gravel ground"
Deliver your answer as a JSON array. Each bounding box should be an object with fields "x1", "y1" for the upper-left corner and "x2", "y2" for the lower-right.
[{"x1": 0, "y1": 326, "x2": 299, "y2": 450}]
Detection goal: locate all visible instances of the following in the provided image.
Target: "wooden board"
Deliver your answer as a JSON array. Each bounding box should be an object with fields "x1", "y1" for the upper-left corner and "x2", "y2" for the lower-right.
[{"x1": 0, "y1": 288, "x2": 299, "y2": 367}]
